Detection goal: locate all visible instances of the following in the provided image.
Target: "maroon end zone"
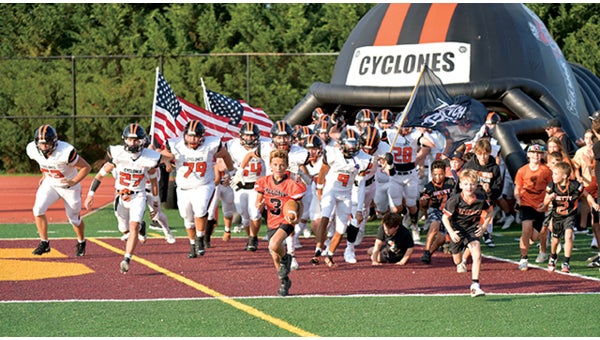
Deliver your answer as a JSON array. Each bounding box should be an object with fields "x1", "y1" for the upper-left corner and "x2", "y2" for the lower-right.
[{"x1": 1, "y1": 236, "x2": 598, "y2": 301}]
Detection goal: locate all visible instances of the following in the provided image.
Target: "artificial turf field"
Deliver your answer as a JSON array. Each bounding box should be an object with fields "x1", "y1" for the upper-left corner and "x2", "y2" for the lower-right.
[{"x1": 1, "y1": 175, "x2": 599, "y2": 337}]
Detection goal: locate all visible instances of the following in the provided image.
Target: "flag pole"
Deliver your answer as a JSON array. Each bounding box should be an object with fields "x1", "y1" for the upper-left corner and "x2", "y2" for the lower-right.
[
  {"x1": 201, "y1": 78, "x2": 211, "y2": 112},
  {"x1": 389, "y1": 65, "x2": 428, "y2": 149},
  {"x1": 149, "y1": 67, "x2": 161, "y2": 146}
]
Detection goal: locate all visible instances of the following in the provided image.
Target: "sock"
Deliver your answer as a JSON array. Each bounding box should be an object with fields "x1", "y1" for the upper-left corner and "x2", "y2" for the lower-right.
[
  {"x1": 472, "y1": 279, "x2": 479, "y2": 284},
  {"x1": 564, "y1": 257, "x2": 570, "y2": 264}
]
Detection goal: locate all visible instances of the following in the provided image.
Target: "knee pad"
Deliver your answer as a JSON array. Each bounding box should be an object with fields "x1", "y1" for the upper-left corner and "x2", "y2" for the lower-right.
[{"x1": 347, "y1": 224, "x2": 360, "y2": 243}]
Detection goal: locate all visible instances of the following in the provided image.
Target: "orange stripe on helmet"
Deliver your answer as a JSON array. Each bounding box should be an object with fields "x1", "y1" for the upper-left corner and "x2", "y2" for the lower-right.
[
  {"x1": 248, "y1": 122, "x2": 254, "y2": 133},
  {"x1": 374, "y1": 3, "x2": 410, "y2": 46},
  {"x1": 39, "y1": 125, "x2": 48, "y2": 139},
  {"x1": 419, "y1": 3, "x2": 458, "y2": 43},
  {"x1": 367, "y1": 127, "x2": 377, "y2": 147},
  {"x1": 130, "y1": 123, "x2": 138, "y2": 136}
]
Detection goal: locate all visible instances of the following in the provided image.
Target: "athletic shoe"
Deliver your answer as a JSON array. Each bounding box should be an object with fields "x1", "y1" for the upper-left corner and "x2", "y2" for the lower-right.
[
  {"x1": 456, "y1": 262, "x2": 467, "y2": 273},
  {"x1": 245, "y1": 236, "x2": 258, "y2": 252},
  {"x1": 311, "y1": 249, "x2": 322, "y2": 266},
  {"x1": 344, "y1": 248, "x2": 357, "y2": 264},
  {"x1": 195, "y1": 236, "x2": 205, "y2": 256},
  {"x1": 204, "y1": 234, "x2": 212, "y2": 249},
  {"x1": 587, "y1": 259, "x2": 600, "y2": 268},
  {"x1": 324, "y1": 254, "x2": 336, "y2": 268},
  {"x1": 120, "y1": 232, "x2": 130, "y2": 241},
  {"x1": 518, "y1": 259, "x2": 528, "y2": 271},
  {"x1": 535, "y1": 252, "x2": 548, "y2": 263},
  {"x1": 470, "y1": 283, "x2": 485, "y2": 297},
  {"x1": 290, "y1": 256, "x2": 299, "y2": 271},
  {"x1": 120, "y1": 258, "x2": 130, "y2": 274},
  {"x1": 548, "y1": 258, "x2": 556, "y2": 272},
  {"x1": 165, "y1": 233, "x2": 176, "y2": 244},
  {"x1": 501, "y1": 214, "x2": 515, "y2": 230},
  {"x1": 187, "y1": 243, "x2": 197, "y2": 258},
  {"x1": 75, "y1": 240, "x2": 86, "y2": 257},
  {"x1": 574, "y1": 227, "x2": 588, "y2": 235},
  {"x1": 138, "y1": 221, "x2": 147, "y2": 244},
  {"x1": 233, "y1": 225, "x2": 243, "y2": 233},
  {"x1": 411, "y1": 224, "x2": 420, "y2": 243},
  {"x1": 262, "y1": 234, "x2": 269, "y2": 241},
  {"x1": 222, "y1": 230, "x2": 231, "y2": 242},
  {"x1": 421, "y1": 250, "x2": 432, "y2": 264},
  {"x1": 278, "y1": 254, "x2": 292, "y2": 280},
  {"x1": 148, "y1": 219, "x2": 162, "y2": 231},
  {"x1": 561, "y1": 262, "x2": 571, "y2": 273},
  {"x1": 483, "y1": 232, "x2": 495, "y2": 248},
  {"x1": 32, "y1": 241, "x2": 50, "y2": 255},
  {"x1": 591, "y1": 237, "x2": 598, "y2": 250},
  {"x1": 302, "y1": 228, "x2": 312, "y2": 238},
  {"x1": 277, "y1": 277, "x2": 292, "y2": 297}
]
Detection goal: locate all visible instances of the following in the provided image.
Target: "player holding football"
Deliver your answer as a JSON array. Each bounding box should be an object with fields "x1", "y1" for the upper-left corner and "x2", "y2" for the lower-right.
[{"x1": 255, "y1": 149, "x2": 306, "y2": 297}]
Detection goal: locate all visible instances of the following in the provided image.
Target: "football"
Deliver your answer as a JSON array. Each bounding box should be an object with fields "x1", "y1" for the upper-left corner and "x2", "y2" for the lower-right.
[{"x1": 283, "y1": 199, "x2": 299, "y2": 222}]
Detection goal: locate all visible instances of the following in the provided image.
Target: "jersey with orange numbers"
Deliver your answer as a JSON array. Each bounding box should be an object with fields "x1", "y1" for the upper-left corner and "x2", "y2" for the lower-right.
[
  {"x1": 227, "y1": 138, "x2": 265, "y2": 183},
  {"x1": 255, "y1": 172, "x2": 306, "y2": 230},
  {"x1": 514, "y1": 163, "x2": 553, "y2": 209},
  {"x1": 167, "y1": 135, "x2": 222, "y2": 189},
  {"x1": 386, "y1": 129, "x2": 421, "y2": 165},
  {"x1": 546, "y1": 180, "x2": 583, "y2": 220},
  {"x1": 107, "y1": 145, "x2": 161, "y2": 192},
  {"x1": 322, "y1": 145, "x2": 371, "y2": 193},
  {"x1": 26, "y1": 141, "x2": 80, "y2": 188},
  {"x1": 362, "y1": 140, "x2": 391, "y2": 179}
]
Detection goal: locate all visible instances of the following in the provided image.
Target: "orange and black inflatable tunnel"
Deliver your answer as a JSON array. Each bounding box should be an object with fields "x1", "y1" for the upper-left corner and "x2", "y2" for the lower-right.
[{"x1": 285, "y1": 3, "x2": 600, "y2": 177}]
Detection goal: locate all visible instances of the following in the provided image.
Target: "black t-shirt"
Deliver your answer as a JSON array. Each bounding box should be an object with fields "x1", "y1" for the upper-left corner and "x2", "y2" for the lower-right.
[
  {"x1": 443, "y1": 192, "x2": 490, "y2": 233},
  {"x1": 546, "y1": 180, "x2": 583, "y2": 220},
  {"x1": 376, "y1": 224, "x2": 414, "y2": 255},
  {"x1": 421, "y1": 177, "x2": 456, "y2": 210}
]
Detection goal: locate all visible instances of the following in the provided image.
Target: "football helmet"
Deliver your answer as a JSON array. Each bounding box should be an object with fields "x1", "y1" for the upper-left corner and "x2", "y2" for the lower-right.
[
  {"x1": 122, "y1": 123, "x2": 146, "y2": 153},
  {"x1": 294, "y1": 125, "x2": 313, "y2": 144},
  {"x1": 34, "y1": 124, "x2": 58, "y2": 157},
  {"x1": 270, "y1": 120, "x2": 294, "y2": 150},
  {"x1": 377, "y1": 109, "x2": 394, "y2": 126},
  {"x1": 303, "y1": 134, "x2": 323, "y2": 162},
  {"x1": 338, "y1": 128, "x2": 360, "y2": 158},
  {"x1": 183, "y1": 120, "x2": 205, "y2": 149},
  {"x1": 360, "y1": 125, "x2": 380, "y2": 155},
  {"x1": 355, "y1": 109, "x2": 375, "y2": 134},
  {"x1": 239, "y1": 122, "x2": 260, "y2": 148},
  {"x1": 312, "y1": 107, "x2": 325, "y2": 122},
  {"x1": 315, "y1": 118, "x2": 334, "y2": 144}
]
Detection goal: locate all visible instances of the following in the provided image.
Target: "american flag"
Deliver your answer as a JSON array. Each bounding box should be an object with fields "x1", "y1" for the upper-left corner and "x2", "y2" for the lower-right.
[
  {"x1": 203, "y1": 88, "x2": 273, "y2": 140},
  {"x1": 151, "y1": 70, "x2": 232, "y2": 147}
]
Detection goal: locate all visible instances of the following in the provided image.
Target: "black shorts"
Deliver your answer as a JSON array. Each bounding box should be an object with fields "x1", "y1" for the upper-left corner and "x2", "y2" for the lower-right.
[
  {"x1": 266, "y1": 223, "x2": 295, "y2": 240},
  {"x1": 379, "y1": 246, "x2": 407, "y2": 264},
  {"x1": 519, "y1": 206, "x2": 545, "y2": 232},
  {"x1": 551, "y1": 216, "x2": 576, "y2": 239},
  {"x1": 448, "y1": 228, "x2": 479, "y2": 255}
]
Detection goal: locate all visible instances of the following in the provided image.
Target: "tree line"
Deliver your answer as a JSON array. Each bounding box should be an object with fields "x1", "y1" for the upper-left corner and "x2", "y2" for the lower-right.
[{"x1": 0, "y1": 3, "x2": 597, "y2": 173}]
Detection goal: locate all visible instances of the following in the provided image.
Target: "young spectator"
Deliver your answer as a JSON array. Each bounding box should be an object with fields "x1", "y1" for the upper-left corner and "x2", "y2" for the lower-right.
[
  {"x1": 442, "y1": 169, "x2": 493, "y2": 297},
  {"x1": 84, "y1": 123, "x2": 161, "y2": 273},
  {"x1": 513, "y1": 144, "x2": 553, "y2": 270},
  {"x1": 542, "y1": 162, "x2": 598, "y2": 272},
  {"x1": 27, "y1": 124, "x2": 91, "y2": 257},
  {"x1": 255, "y1": 149, "x2": 306, "y2": 297},
  {"x1": 419, "y1": 159, "x2": 456, "y2": 264},
  {"x1": 545, "y1": 118, "x2": 576, "y2": 157},
  {"x1": 461, "y1": 139, "x2": 502, "y2": 248},
  {"x1": 571, "y1": 129, "x2": 597, "y2": 234},
  {"x1": 368, "y1": 212, "x2": 414, "y2": 265}
]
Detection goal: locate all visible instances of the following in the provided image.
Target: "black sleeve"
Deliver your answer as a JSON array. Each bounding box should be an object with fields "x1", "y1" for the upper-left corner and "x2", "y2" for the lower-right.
[{"x1": 105, "y1": 146, "x2": 114, "y2": 164}]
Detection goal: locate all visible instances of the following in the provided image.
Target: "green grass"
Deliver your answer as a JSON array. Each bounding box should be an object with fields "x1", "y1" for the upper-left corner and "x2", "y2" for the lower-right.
[{"x1": 2, "y1": 205, "x2": 600, "y2": 336}]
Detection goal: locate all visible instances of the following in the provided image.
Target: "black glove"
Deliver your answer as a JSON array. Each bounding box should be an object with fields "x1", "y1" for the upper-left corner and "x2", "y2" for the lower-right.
[{"x1": 384, "y1": 152, "x2": 394, "y2": 165}]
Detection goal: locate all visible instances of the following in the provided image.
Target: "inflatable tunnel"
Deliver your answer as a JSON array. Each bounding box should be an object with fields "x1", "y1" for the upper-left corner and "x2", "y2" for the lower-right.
[{"x1": 285, "y1": 3, "x2": 600, "y2": 177}]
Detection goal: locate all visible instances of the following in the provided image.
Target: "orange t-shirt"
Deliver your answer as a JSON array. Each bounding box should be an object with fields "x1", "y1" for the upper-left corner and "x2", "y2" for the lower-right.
[
  {"x1": 255, "y1": 172, "x2": 306, "y2": 230},
  {"x1": 514, "y1": 163, "x2": 553, "y2": 208}
]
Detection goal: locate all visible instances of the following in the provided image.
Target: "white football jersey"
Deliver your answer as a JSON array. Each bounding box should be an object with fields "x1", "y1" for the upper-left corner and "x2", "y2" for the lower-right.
[
  {"x1": 259, "y1": 141, "x2": 309, "y2": 176},
  {"x1": 227, "y1": 138, "x2": 265, "y2": 183},
  {"x1": 322, "y1": 145, "x2": 370, "y2": 193},
  {"x1": 168, "y1": 135, "x2": 222, "y2": 189},
  {"x1": 26, "y1": 140, "x2": 79, "y2": 188},
  {"x1": 386, "y1": 129, "x2": 421, "y2": 165},
  {"x1": 108, "y1": 145, "x2": 161, "y2": 192}
]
